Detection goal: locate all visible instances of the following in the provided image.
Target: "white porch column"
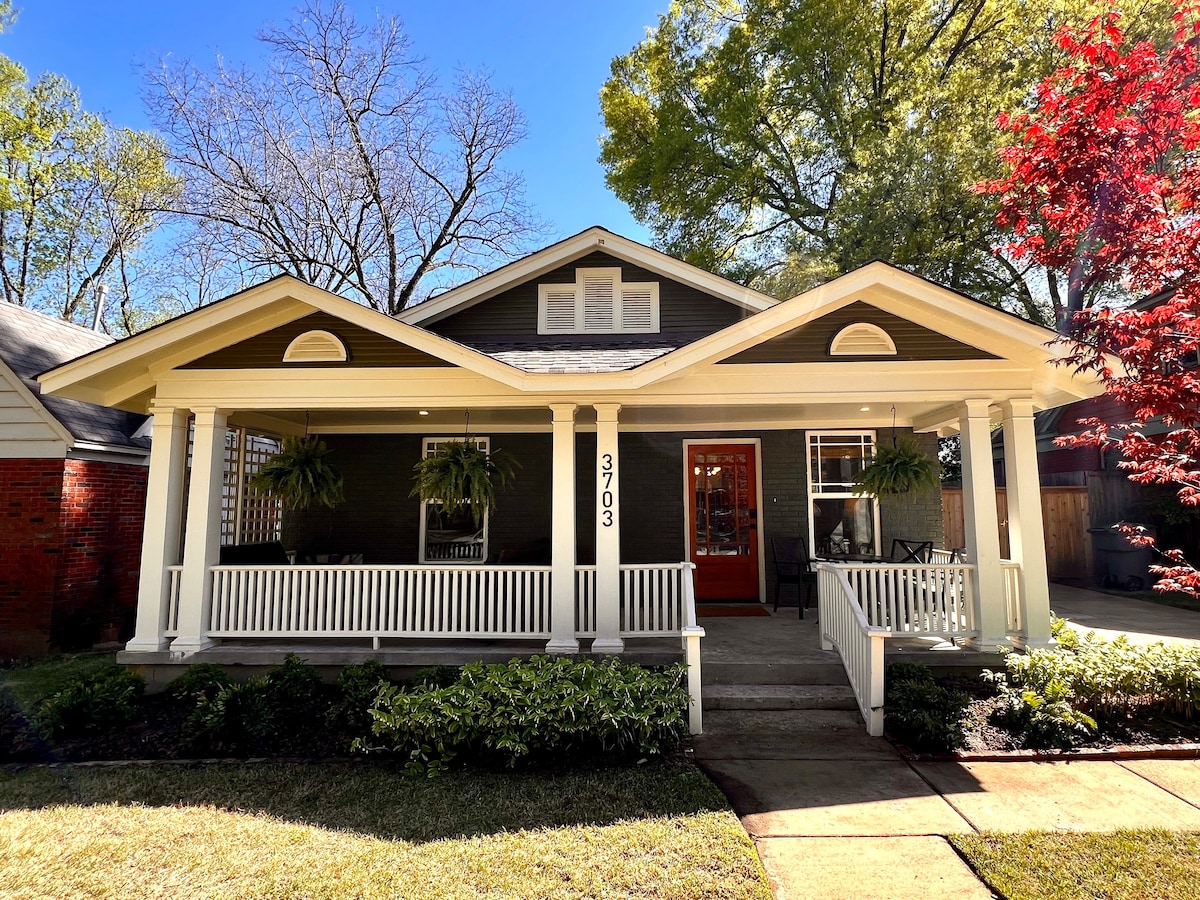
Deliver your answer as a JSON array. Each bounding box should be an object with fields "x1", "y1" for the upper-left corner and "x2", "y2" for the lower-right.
[
  {"x1": 125, "y1": 405, "x2": 190, "y2": 653},
  {"x1": 593, "y1": 403, "x2": 624, "y2": 654},
  {"x1": 959, "y1": 398, "x2": 1009, "y2": 648},
  {"x1": 1000, "y1": 398, "x2": 1052, "y2": 647},
  {"x1": 546, "y1": 403, "x2": 580, "y2": 654},
  {"x1": 171, "y1": 407, "x2": 229, "y2": 654}
]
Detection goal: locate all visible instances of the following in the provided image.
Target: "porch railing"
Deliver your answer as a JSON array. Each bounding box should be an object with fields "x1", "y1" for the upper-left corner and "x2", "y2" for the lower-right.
[
  {"x1": 1002, "y1": 559, "x2": 1023, "y2": 637},
  {"x1": 840, "y1": 563, "x2": 976, "y2": 638},
  {"x1": 574, "y1": 563, "x2": 693, "y2": 637},
  {"x1": 208, "y1": 565, "x2": 553, "y2": 641},
  {"x1": 816, "y1": 563, "x2": 886, "y2": 736},
  {"x1": 165, "y1": 565, "x2": 183, "y2": 637}
]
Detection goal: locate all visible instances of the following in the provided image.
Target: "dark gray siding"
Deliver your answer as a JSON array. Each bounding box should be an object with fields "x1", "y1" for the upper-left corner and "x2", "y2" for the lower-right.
[
  {"x1": 426, "y1": 251, "x2": 754, "y2": 343},
  {"x1": 280, "y1": 429, "x2": 944, "y2": 590},
  {"x1": 185, "y1": 312, "x2": 454, "y2": 369},
  {"x1": 719, "y1": 301, "x2": 996, "y2": 363}
]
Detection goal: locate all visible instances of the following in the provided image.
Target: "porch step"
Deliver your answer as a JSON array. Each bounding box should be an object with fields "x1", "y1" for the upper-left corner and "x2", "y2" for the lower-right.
[
  {"x1": 702, "y1": 661, "x2": 849, "y2": 686},
  {"x1": 702, "y1": 683, "x2": 858, "y2": 711},
  {"x1": 691, "y1": 709, "x2": 897, "y2": 761}
]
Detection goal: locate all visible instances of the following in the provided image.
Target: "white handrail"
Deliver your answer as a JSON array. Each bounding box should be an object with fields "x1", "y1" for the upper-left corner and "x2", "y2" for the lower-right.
[
  {"x1": 1001, "y1": 559, "x2": 1023, "y2": 637},
  {"x1": 679, "y1": 562, "x2": 705, "y2": 735},
  {"x1": 817, "y1": 563, "x2": 886, "y2": 736},
  {"x1": 164, "y1": 565, "x2": 183, "y2": 637},
  {"x1": 576, "y1": 563, "x2": 692, "y2": 638},
  {"x1": 839, "y1": 563, "x2": 976, "y2": 638}
]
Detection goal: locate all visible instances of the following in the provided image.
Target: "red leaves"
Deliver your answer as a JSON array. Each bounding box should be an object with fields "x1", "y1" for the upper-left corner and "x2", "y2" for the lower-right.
[{"x1": 988, "y1": 1, "x2": 1200, "y2": 595}]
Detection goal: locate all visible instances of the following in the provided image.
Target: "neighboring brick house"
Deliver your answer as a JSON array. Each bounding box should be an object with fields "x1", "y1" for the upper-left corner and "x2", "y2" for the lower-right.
[{"x1": 0, "y1": 303, "x2": 149, "y2": 658}]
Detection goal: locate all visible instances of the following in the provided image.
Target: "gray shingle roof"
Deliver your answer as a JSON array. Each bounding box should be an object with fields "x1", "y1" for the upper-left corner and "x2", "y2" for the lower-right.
[
  {"x1": 0, "y1": 302, "x2": 148, "y2": 451},
  {"x1": 468, "y1": 338, "x2": 686, "y2": 373}
]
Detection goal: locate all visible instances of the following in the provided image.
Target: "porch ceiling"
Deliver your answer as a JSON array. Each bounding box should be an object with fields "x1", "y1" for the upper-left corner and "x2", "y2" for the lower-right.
[{"x1": 234, "y1": 399, "x2": 968, "y2": 435}]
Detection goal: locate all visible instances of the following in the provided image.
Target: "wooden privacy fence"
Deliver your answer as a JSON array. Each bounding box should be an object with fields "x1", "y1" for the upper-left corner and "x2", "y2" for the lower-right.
[{"x1": 942, "y1": 487, "x2": 1091, "y2": 579}]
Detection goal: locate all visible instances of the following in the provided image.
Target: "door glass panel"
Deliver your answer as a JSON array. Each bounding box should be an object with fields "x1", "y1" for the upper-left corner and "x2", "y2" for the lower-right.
[
  {"x1": 813, "y1": 498, "x2": 876, "y2": 556},
  {"x1": 693, "y1": 452, "x2": 753, "y2": 556}
]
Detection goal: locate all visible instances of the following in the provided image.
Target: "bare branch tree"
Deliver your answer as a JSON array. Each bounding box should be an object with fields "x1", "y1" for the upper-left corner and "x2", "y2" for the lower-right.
[{"x1": 143, "y1": 0, "x2": 541, "y2": 315}]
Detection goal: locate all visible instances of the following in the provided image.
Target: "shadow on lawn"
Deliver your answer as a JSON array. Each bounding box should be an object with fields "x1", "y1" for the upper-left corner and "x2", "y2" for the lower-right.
[{"x1": 0, "y1": 759, "x2": 728, "y2": 843}]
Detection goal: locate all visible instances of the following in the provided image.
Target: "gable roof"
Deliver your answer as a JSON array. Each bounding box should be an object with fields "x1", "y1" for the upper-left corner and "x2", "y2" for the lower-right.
[
  {"x1": 398, "y1": 226, "x2": 780, "y2": 327},
  {"x1": 0, "y1": 302, "x2": 148, "y2": 451}
]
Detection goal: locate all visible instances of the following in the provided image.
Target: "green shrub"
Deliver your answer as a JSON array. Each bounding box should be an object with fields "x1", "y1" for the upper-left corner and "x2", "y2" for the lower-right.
[
  {"x1": 362, "y1": 656, "x2": 690, "y2": 775},
  {"x1": 986, "y1": 672, "x2": 1098, "y2": 750},
  {"x1": 409, "y1": 665, "x2": 461, "y2": 691},
  {"x1": 328, "y1": 660, "x2": 390, "y2": 741},
  {"x1": 884, "y1": 663, "x2": 968, "y2": 753},
  {"x1": 165, "y1": 663, "x2": 231, "y2": 704},
  {"x1": 181, "y1": 655, "x2": 329, "y2": 756},
  {"x1": 36, "y1": 666, "x2": 145, "y2": 738},
  {"x1": 182, "y1": 680, "x2": 274, "y2": 755}
]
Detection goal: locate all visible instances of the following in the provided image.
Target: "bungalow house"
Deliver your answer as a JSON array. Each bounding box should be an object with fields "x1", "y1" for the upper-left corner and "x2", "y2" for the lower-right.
[
  {"x1": 0, "y1": 302, "x2": 149, "y2": 657},
  {"x1": 38, "y1": 228, "x2": 1105, "y2": 732}
]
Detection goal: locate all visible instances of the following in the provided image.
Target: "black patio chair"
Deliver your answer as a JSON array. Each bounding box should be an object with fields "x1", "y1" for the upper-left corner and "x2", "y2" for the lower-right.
[
  {"x1": 892, "y1": 538, "x2": 934, "y2": 564},
  {"x1": 771, "y1": 536, "x2": 817, "y2": 619}
]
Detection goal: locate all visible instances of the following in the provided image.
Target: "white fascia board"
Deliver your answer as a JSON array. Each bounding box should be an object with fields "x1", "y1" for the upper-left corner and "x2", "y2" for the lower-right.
[
  {"x1": 40, "y1": 276, "x2": 535, "y2": 407},
  {"x1": 398, "y1": 227, "x2": 778, "y2": 326},
  {"x1": 621, "y1": 261, "x2": 1107, "y2": 402},
  {"x1": 0, "y1": 356, "x2": 75, "y2": 447}
]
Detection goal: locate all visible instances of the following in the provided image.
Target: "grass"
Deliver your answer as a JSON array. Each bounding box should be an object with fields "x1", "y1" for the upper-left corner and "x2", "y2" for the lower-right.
[
  {"x1": 953, "y1": 830, "x2": 1200, "y2": 900},
  {"x1": 0, "y1": 761, "x2": 770, "y2": 899},
  {"x1": 0, "y1": 652, "x2": 118, "y2": 712}
]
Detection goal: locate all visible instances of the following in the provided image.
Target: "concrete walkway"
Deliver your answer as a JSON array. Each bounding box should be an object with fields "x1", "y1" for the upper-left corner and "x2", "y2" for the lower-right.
[{"x1": 693, "y1": 584, "x2": 1200, "y2": 899}]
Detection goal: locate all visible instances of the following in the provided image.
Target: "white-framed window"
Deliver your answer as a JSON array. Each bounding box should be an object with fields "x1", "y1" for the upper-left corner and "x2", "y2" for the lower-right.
[
  {"x1": 806, "y1": 431, "x2": 880, "y2": 557},
  {"x1": 418, "y1": 436, "x2": 489, "y2": 564},
  {"x1": 537, "y1": 266, "x2": 660, "y2": 334}
]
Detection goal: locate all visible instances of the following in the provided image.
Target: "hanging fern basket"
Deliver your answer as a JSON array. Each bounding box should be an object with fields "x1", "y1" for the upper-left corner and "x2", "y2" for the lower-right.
[
  {"x1": 249, "y1": 435, "x2": 345, "y2": 511},
  {"x1": 410, "y1": 439, "x2": 518, "y2": 527},
  {"x1": 853, "y1": 437, "x2": 939, "y2": 496}
]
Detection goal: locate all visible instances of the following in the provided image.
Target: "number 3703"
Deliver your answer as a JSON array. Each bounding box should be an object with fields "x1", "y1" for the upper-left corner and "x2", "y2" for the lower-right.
[{"x1": 600, "y1": 453, "x2": 614, "y2": 526}]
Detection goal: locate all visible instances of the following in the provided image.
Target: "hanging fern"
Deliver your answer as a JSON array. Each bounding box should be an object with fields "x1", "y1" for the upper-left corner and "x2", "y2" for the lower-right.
[
  {"x1": 249, "y1": 435, "x2": 345, "y2": 510},
  {"x1": 853, "y1": 438, "x2": 940, "y2": 496},
  {"x1": 410, "y1": 440, "x2": 518, "y2": 527}
]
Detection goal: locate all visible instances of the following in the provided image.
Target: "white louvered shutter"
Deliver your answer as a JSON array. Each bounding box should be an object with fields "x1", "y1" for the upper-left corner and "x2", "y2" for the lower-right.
[
  {"x1": 620, "y1": 284, "x2": 656, "y2": 332},
  {"x1": 581, "y1": 270, "x2": 617, "y2": 332},
  {"x1": 540, "y1": 285, "x2": 578, "y2": 333}
]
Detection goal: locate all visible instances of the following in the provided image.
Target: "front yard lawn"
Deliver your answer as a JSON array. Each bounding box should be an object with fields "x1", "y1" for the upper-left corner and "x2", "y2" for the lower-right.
[
  {"x1": 0, "y1": 761, "x2": 770, "y2": 899},
  {"x1": 953, "y1": 830, "x2": 1200, "y2": 900}
]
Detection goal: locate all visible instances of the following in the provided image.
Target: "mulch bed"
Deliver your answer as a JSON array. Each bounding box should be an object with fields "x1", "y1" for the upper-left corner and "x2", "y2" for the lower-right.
[{"x1": 892, "y1": 676, "x2": 1200, "y2": 761}]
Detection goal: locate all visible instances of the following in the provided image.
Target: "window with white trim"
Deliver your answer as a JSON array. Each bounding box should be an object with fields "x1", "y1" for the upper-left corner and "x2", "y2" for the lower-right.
[
  {"x1": 806, "y1": 432, "x2": 880, "y2": 558},
  {"x1": 419, "y1": 436, "x2": 489, "y2": 564},
  {"x1": 537, "y1": 267, "x2": 660, "y2": 334}
]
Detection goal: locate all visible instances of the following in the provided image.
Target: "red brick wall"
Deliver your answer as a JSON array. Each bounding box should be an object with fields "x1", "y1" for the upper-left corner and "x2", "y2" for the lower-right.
[
  {"x1": 0, "y1": 459, "x2": 66, "y2": 658},
  {"x1": 51, "y1": 459, "x2": 148, "y2": 651},
  {"x1": 0, "y1": 457, "x2": 148, "y2": 659}
]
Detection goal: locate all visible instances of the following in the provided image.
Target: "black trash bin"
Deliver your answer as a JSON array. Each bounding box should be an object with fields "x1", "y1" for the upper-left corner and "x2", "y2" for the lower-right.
[{"x1": 1088, "y1": 525, "x2": 1156, "y2": 591}]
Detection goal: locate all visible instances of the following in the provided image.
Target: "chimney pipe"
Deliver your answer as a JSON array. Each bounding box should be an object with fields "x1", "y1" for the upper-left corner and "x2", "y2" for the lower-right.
[{"x1": 91, "y1": 283, "x2": 109, "y2": 332}]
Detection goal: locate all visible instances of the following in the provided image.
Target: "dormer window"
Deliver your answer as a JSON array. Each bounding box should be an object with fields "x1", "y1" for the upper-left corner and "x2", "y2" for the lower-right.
[
  {"x1": 537, "y1": 267, "x2": 660, "y2": 334},
  {"x1": 829, "y1": 322, "x2": 897, "y2": 356},
  {"x1": 282, "y1": 330, "x2": 349, "y2": 363}
]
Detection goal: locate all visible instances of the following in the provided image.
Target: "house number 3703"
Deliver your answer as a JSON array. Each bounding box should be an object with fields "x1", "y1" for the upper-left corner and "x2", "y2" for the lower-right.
[{"x1": 600, "y1": 453, "x2": 615, "y2": 527}]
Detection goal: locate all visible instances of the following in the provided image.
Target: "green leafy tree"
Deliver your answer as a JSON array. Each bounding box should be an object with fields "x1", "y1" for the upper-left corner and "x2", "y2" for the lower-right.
[
  {"x1": 0, "y1": 5, "x2": 178, "y2": 325},
  {"x1": 599, "y1": 0, "x2": 1173, "y2": 322}
]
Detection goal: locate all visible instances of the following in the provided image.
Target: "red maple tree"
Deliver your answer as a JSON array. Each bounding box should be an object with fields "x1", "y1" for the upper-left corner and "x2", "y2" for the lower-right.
[{"x1": 984, "y1": 1, "x2": 1200, "y2": 594}]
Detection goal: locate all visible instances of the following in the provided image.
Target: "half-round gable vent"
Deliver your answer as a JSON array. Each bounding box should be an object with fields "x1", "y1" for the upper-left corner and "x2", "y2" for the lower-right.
[
  {"x1": 829, "y1": 322, "x2": 897, "y2": 356},
  {"x1": 282, "y1": 330, "x2": 349, "y2": 363}
]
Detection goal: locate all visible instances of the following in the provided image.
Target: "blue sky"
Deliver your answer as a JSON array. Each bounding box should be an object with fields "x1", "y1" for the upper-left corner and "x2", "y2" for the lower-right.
[{"x1": 1, "y1": 0, "x2": 662, "y2": 244}]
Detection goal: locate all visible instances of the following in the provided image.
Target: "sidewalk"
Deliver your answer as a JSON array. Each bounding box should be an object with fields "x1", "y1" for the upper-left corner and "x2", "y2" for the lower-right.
[{"x1": 695, "y1": 712, "x2": 1200, "y2": 899}]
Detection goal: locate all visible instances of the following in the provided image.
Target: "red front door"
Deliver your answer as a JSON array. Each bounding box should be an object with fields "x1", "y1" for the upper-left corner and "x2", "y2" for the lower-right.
[{"x1": 687, "y1": 443, "x2": 760, "y2": 601}]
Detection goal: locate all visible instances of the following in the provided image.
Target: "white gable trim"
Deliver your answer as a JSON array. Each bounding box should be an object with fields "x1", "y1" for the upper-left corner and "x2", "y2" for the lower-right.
[{"x1": 399, "y1": 227, "x2": 778, "y2": 326}]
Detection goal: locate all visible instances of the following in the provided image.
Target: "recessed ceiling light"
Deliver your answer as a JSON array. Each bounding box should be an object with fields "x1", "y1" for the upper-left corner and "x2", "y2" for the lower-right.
[
  {"x1": 859, "y1": 406, "x2": 870, "y2": 412},
  {"x1": 418, "y1": 410, "x2": 430, "y2": 416}
]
